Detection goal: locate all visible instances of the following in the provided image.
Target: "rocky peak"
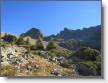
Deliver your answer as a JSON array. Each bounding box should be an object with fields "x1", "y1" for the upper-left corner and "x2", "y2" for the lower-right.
[{"x1": 20, "y1": 28, "x2": 43, "y2": 39}]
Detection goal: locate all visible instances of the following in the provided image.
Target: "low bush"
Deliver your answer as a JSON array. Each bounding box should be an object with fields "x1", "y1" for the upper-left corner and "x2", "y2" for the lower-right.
[{"x1": 76, "y1": 61, "x2": 101, "y2": 76}]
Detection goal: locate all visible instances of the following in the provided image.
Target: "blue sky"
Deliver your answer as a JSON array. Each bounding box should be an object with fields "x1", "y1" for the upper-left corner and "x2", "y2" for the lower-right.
[{"x1": 1, "y1": 1, "x2": 101, "y2": 36}]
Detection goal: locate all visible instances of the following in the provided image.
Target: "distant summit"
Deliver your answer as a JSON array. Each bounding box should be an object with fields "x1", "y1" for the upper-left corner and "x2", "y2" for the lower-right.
[
  {"x1": 20, "y1": 28, "x2": 43, "y2": 39},
  {"x1": 46, "y1": 25, "x2": 101, "y2": 41},
  {"x1": 56, "y1": 25, "x2": 101, "y2": 40}
]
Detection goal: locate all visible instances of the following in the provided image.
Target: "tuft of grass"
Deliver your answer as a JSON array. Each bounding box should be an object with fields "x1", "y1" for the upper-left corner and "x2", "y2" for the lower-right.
[{"x1": 0, "y1": 41, "x2": 10, "y2": 47}]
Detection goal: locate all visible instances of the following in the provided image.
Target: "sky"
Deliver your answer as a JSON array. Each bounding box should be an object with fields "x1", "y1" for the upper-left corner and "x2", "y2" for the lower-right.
[{"x1": 1, "y1": 1, "x2": 101, "y2": 36}]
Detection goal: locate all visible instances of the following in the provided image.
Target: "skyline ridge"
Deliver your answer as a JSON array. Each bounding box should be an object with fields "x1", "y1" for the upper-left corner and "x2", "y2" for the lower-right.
[{"x1": 1, "y1": 24, "x2": 101, "y2": 37}]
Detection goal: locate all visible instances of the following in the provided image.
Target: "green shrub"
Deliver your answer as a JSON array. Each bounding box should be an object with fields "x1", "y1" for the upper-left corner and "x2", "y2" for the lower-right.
[
  {"x1": 36, "y1": 38, "x2": 44, "y2": 50},
  {"x1": 16, "y1": 36, "x2": 26, "y2": 45},
  {"x1": 25, "y1": 37, "x2": 30, "y2": 45},
  {"x1": 0, "y1": 41, "x2": 10, "y2": 47},
  {"x1": 30, "y1": 45, "x2": 36, "y2": 50},
  {"x1": 77, "y1": 61, "x2": 101, "y2": 76},
  {"x1": 73, "y1": 47, "x2": 100, "y2": 61},
  {"x1": 47, "y1": 41, "x2": 56, "y2": 50},
  {"x1": 3, "y1": 34, "x2": 17, "y2": 44}
]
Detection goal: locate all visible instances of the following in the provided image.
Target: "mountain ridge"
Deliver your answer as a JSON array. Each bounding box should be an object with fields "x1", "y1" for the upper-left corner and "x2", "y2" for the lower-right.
[{"x1": 46, "y1": 25, "x2": 101, "y2": 41}]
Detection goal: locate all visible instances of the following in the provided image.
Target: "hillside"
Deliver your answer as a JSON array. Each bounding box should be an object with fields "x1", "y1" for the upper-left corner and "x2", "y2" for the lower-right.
[
  {"x1": 0, "y1": 25, "x2": 101, "y2": 77},
  {"x1": 0, "y1": 44, "x2": 76, "y2": 76}
]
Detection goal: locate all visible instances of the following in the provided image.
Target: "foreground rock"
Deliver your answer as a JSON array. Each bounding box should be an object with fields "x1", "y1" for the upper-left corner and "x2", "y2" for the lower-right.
[{"x1": 0, "y1": 45, "x2": 76, "y2": 76}]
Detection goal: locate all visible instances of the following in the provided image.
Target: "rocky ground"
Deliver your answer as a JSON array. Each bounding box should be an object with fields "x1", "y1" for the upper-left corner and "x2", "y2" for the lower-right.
[{"x1": 0, "y1": 45, "x2": 77, "y2": 76}]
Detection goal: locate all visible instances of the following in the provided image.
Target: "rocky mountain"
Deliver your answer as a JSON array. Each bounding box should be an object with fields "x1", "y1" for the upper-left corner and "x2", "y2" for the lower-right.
[
  {"x1": 20, "y1": 28, "x2": 43, "y2": 39},
  {"x1": 46, "y1": 25, "x2": 101, "y2": 50},
  {"x1": 56, "y1": 25, "x2": 101, "y2": 41}
]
